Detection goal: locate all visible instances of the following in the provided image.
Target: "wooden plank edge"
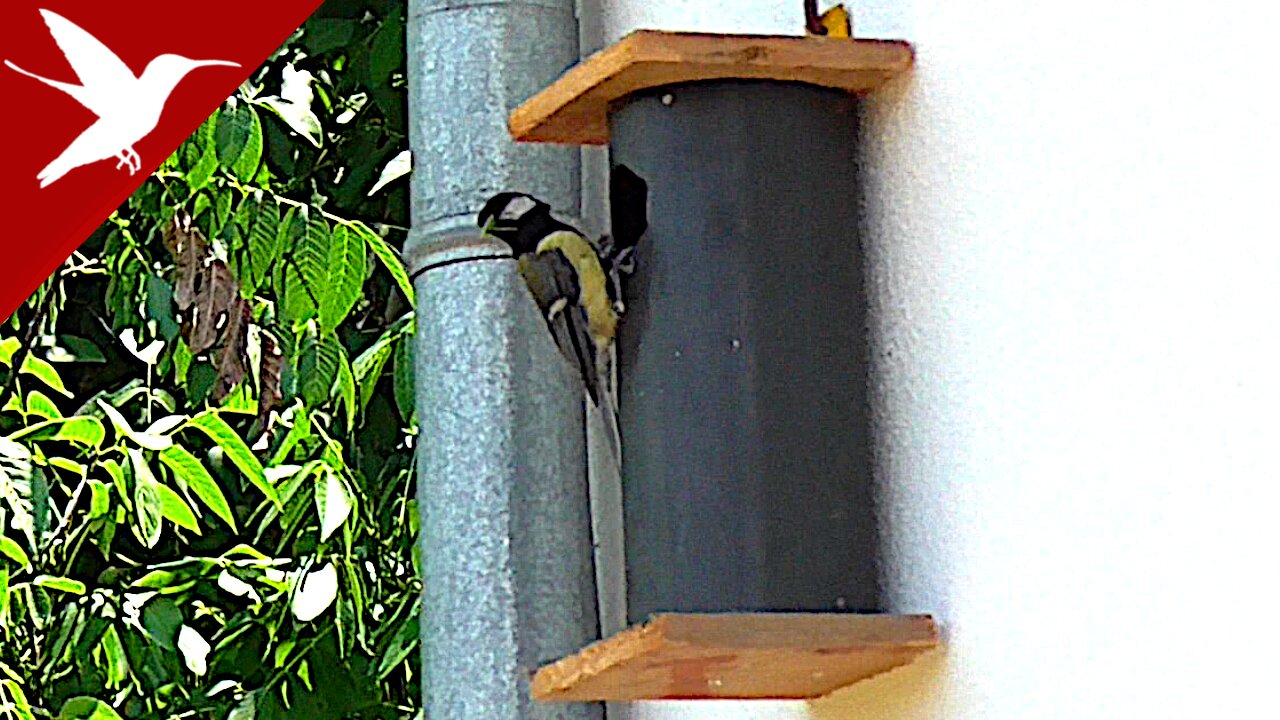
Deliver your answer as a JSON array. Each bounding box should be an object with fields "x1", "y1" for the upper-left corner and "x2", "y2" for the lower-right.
[
  {"x1": 531, "y1": 612, "x2": 940, "y2": 703},
  {"x1": 509, "y1": 30, "x2": 914, "y2": 145}
]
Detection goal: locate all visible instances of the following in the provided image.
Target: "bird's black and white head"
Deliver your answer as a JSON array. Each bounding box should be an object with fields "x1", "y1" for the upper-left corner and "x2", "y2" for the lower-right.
[{"x1": 477, "y1": 192, "x2": 559, "y2": 254}]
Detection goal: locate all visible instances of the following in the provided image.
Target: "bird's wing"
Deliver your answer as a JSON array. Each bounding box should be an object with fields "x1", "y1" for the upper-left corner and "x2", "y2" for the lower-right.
[
  {"x1": 3, "y1": 61, "x2": 101, "y2": 113},
  {"x1": 38, "y1": 120, "x2": 117, "y2": 187},
  {"x1": 38, "y1": 10, "x2": 137, "y2": 115},
  {"x1": 517, "y1": 251, "x2": 602, "y2": 405}
]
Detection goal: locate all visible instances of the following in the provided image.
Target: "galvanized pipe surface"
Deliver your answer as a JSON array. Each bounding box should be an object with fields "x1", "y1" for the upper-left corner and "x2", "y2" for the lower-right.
[
  {"x1": 408, "y1": 2, "x2": 601, "y2": 718},
  {"x1": 612, "y1": 81, "x2": 880, "y2": 620}
]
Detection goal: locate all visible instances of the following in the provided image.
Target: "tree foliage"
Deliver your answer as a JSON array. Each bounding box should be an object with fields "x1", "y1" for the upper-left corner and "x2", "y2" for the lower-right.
[{"x1": 0, "y1": 2, "x2": 418, "y2": 718}]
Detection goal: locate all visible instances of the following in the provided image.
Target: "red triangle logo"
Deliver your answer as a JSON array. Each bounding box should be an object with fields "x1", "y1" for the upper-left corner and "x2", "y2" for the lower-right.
[{"x1": 0, "y1": 1, "x2": 325, "y2": 318}]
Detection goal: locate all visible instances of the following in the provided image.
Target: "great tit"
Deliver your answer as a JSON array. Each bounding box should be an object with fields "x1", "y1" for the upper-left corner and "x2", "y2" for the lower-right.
[
  {"x1": 478, "y1": 192, "x2": 616, "y2": 406},
  {"x1": 804, "y1": 1, "x2": 852, "y2": 38},
  {"x1": 599, "y1": 164, "x2": 649, "y2": 315}
]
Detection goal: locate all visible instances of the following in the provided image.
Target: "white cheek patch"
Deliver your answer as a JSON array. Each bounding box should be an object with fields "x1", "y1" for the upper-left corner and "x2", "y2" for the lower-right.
[{"x1": 500, "y1": 195, "x2": 538, "y2": 221}]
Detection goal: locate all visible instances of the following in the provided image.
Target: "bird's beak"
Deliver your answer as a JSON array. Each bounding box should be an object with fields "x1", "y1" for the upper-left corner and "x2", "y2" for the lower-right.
[
  {"x1": 196, "y1": 60, "x2": 241, "y2": 69},
  {"x1": 481, "y1": 218, "x2": 497, "y2": 236}
]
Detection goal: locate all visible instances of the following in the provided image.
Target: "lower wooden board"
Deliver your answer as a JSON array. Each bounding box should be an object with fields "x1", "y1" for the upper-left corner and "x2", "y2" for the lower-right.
[{"x1": 531, "y1": 612, "x2": 939, "y2": 702}]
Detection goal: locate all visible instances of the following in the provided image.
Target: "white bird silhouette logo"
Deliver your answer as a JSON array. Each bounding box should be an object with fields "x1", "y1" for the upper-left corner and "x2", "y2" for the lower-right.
[{"x1": 4, "y1": 9, "x2": 239, "y2": 188}]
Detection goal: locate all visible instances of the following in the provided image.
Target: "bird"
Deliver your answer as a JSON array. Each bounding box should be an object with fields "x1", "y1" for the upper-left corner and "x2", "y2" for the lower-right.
[
  {"x1": 598, "y1": 164, "x2": 649, "y2": 316},
  {"x1": 804, "y1": 1, "x2": 853, "y2": 38},
  {"x1": 4, "y1": 9, "x2": 240, "y2": 188},
  {"x1": 478, "y1": 192, "x2": 615, "y2": 408}
]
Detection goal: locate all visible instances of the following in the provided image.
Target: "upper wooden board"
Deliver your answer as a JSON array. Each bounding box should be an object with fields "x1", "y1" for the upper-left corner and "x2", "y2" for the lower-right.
[
  {"x1": 531, "y1": 612, "x2": 939, "y2": 702},
  {"x1": 509, "y1": 31, "x2": 914, "y2": 145}
]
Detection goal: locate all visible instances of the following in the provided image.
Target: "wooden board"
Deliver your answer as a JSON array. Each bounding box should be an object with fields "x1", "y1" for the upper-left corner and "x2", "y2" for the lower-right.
[
  {"x1": 531, "y1": 612, "x2": 939, "y2": 702},
  {"x1": 509, "y1": 31, "x2": 914, "y2": 145}
]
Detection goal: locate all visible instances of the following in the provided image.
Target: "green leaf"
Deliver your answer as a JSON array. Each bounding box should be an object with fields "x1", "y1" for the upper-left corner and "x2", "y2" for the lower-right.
[
  {"x1": 56, "y1": 697, "x2": 124, "y2": 720},
  {"x1": 145, "y1": 274, "x2": 183, "y2": 343},
  {"x1": 0, "y1": 536, "x2": 28, "y2": 567},
  {"x1": 133, "y1": 478, "x2": 163, "y2": 548},
  {"x1": 131, "y1": 569, "x2": 179, "y2": 589},
  {"x1": 216, "y1": 105, "x2": 253, "y2": 168},
  {"x1": 315, "y1": 467, "x2": 352, "y2": 542},
  {"x1": 0, "y1": 337, "x2": 19, "y2": 366},
  {"x1": 320, "y1": 224, "x2": 366, "y2": 333},
  {"x1": 369, "y1": 11, "x2": 404, "y2": 88},
  {"x1": 256, "y1": 97, "x2": 322, "y2": 148},
  {"x1": 336, "y1": 352, "x2": 356, "y2": 431},
  {"x1": 279, "y1": 211, "x2": 329, "y2": 324},
  {"x1": 213, "y1": 190, "x2": 234, "y2": 238},
  {"x1": 20, "y1": 355, "x2": 72, "y2": 397},
  {"x1": 299, "y1": 330, "x2": 340, "y2": 407},
  {"x1": 101, "y1": 460, "x2": 129, "y2": 511},
  {"x1": 352, "y1": 325, "x2": 397, "y2": 414},
  {"x1": 243, "y1": 199, "x2": 282, "y2": 295},
  {"x1": 87, "y1": 480, "x2": 110, "y2": 520},
  {"x1": 376, "y1": 613, "x2": 419, "y2": 680},
  {"x1": 269, "y1": 405, "x2": 311, "y2": 466},
  {"x1": 159, "y1": 446, "x2": 236, "y2": 531},
  {"x1": 187, "y1": 141, "x2": 219, "y2": 193},
  {"x1": 367, "y1": 150, "x2": 410, "y2": 196},
  {"x1": 141, "y1": 597, "x2": 182, "y2": 650},
  {"x1": 185, "y1": 412, "x2": 278, "y2": 508},
  {"x1": 0, "y1": 679, "x2": 34, "y2": 720},
  {"x1": 172, "y1": 338, "x2": 193, "y2": 384},
  {"x1": 47, "y1": 335, "x2": 106, "y2": 363},
  {"x1": 97, "y1": 401, "x2": 171, "y2": 450},
  {"x1": 226, "y1": 693, "x2": 255, "y2": 720},
  {"x1": 54, "y1": 417, "x2": 106, "y2": 448},
  {"x1": 32, "y1": 575, "x2": 87, "y2": 594},
  {"x1": 56, "y1": 697, "x2": 125, "y2": 720},
  {"x1": 98, "y1": 625, "x2": 129, "y2": 687},
  {"x1": 304, "y1": 18, "x2": 358, "y2": 55},
  {"x1": 0, "y1": 566, "x2": 9, "y2": 621},
  {"x1": 48, "y1": 457, "x2": 84, "y2": 475},
  {"x1": 393, "y1": 333, "x2": 415, "y2": 420},
  {"x1": 357, "y1": 223, "x2": 415, "y2": 304},
  {"x1": 0, "y1": 338, "x2": 20, "y2": 367},
  {"x1": 218, "y1": 105, "x2": 263, "y2": 180},
  {"x1": 153, "y1": 482, "x2": 200, "y2": 534},
  {"x1": 25, "y1": 390, "x2": 62, "y2": 420}
]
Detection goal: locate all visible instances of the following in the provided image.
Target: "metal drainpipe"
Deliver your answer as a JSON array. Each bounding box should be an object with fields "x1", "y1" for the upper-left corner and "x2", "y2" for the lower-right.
[{"x1": 407, "y1": 2, "x2": 601, "y2": 719}]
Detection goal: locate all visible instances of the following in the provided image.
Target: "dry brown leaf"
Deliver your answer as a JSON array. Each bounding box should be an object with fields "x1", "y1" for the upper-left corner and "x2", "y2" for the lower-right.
[
  {"x1": 258, "y1": 331, "x2": 284, "y2": 420},
  {"x1": 213, "y1": 298, "x2": 251, "y2": 403}
]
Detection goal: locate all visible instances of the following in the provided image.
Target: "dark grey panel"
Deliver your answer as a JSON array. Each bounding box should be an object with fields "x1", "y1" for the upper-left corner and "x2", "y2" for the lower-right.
[{"x1": 611, "y1": 81, "x2": 879, "y2": 620}]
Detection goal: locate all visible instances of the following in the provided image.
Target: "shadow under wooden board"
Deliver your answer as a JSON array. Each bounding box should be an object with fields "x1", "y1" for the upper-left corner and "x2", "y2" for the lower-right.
[{"x1": 532, "y1": 613, "x2": 939, "y2": 702}]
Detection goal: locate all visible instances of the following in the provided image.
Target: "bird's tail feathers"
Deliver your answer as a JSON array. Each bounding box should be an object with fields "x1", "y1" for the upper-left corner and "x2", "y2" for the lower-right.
[
  {"x1": 591, "y1": 349, "x2": 623, "y2": 468},
  {"x1": 5, "y1": 60, "x2": 68, "y2": 92},
  {"x1": 37, "y1": 157, "x2": 73, "y2": 188}
]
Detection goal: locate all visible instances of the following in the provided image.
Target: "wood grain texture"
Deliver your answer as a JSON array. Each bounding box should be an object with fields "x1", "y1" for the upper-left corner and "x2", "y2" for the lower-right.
[
  {"x1": 509, "y1": 31, "x2": 914, "y2": 145},
  {"x1": 531, "y1": 613, "x2": 939, "y2": 702}
]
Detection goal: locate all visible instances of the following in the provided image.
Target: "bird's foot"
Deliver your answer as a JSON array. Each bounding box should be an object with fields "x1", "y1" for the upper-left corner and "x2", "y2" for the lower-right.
[{"x1": 114, "y1": 147, "x2": 141, "y2": 174}]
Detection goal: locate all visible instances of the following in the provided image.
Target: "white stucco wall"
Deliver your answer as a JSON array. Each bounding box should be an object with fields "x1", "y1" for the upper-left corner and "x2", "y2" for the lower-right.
[{"x1": 587, "y1": 1, "x2": 1280, "y2": 718}]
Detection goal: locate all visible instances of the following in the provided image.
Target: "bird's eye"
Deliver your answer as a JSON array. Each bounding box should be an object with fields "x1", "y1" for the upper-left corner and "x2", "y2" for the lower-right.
[{"x1": 499, "y1": 195, "x2": 538, "y2": 222}]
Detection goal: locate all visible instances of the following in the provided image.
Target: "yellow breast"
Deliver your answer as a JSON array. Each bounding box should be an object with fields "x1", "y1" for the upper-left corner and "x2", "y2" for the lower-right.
[{"x1": 537, "y1": 231, "x2": 618, "y2": 350}]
